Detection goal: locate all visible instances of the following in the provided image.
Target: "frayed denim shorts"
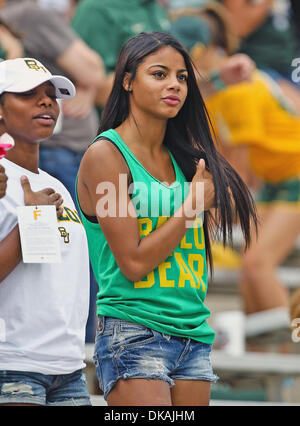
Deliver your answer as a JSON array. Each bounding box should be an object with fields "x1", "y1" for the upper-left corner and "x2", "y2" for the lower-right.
[
  {"x1": 93, "y1": 316, "x2": 218, "y2": 400},
  {"x1": 0, "y1": 369, "x2": 91, "y2": 406}
]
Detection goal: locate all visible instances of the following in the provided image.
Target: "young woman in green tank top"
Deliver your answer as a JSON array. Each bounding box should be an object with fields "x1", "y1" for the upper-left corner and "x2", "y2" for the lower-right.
[{"x1": 76, "y1": 32, "x2": 257, "y2": 406}]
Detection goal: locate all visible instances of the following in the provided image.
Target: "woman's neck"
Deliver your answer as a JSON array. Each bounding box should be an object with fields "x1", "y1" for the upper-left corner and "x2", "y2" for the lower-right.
[
  {"x1": 5, "y1": 139, "x2": 40, "y2": 174},
  {"x1": 116, "y1": 113, "x2": 167, "y2": 154}
]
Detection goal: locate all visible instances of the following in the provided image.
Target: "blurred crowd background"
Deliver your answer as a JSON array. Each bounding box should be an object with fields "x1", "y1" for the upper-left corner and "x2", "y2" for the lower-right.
[{"x1": 2, "y1": 0, "x2": 300, "y2": 379}]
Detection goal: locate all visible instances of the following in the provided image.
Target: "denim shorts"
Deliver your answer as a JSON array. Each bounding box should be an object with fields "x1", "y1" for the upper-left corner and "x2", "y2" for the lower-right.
[
  {"x1": 93, "y1": 316, "x2": 218, "y2": 400},
  {"x1": 0, "y1": 369, "x2": 91, "y2": 406}
]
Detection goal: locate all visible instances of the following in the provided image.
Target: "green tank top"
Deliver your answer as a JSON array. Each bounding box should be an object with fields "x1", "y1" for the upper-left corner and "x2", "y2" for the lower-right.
[{"x1": 76, "y1": 129, "x2": 215, "y2": 344}]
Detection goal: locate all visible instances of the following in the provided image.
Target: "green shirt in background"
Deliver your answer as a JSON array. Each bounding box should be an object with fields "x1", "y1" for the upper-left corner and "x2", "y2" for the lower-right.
[
  {"x1": 72, "y1": 0, "x2": 170, "y2": 73},
  {"x1": 75, "y1": 129, "x2": 215, "y2": 344},
  {"x1": 239, "y1": 14, "x2": 295, "y2": 76},
  {"x1": 217, "y1": 0, "x2": 295, "y2": 76}
]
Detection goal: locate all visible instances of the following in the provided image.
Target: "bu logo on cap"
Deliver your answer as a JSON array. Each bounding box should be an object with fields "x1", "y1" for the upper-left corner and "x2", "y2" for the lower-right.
[{"x1": 24, "y1": 59, "x2": 47, "y2": 73}]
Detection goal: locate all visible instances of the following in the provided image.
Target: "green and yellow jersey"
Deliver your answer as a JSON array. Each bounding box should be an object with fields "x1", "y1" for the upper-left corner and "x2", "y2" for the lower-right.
[{"x1": 76, "y1": 129, "x2": 215, "y2": 344}]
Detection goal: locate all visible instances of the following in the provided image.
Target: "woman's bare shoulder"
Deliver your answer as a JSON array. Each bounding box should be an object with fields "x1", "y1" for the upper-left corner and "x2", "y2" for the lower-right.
[{"x1": 79, "y1": 138, "x2": 129, "y2": 185}]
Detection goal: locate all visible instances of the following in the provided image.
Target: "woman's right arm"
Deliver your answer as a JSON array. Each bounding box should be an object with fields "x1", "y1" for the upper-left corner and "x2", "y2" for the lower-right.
[
  {"x1": 0, "y1": 225, "x2": 22, "y2": 282},
  {"x1": 78, "y1": 141, "x2": 215, "y2": 282},
  {"x1": 0, "y1": 176, "x2": 64, "y2": 282}
]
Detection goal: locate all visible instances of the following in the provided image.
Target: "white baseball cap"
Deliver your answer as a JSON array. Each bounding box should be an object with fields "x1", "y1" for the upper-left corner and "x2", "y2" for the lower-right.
[{"x1": 0, "y1": 57, "x2": 76, "y2": 99}]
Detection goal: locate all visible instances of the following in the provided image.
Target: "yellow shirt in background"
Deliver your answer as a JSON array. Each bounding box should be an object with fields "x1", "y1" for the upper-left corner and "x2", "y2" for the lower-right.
[{"x1": 206, "y1": 71, "x2": 300, "y2": 182}]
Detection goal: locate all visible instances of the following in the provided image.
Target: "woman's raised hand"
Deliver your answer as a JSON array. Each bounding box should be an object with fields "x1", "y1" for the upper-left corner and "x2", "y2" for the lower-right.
[
  {"x1": 188, "y1": 159, "x2": 215, "y2": 215},
  {"x1": 20, "y1": 175, "x2": 64, "y2": 218}
]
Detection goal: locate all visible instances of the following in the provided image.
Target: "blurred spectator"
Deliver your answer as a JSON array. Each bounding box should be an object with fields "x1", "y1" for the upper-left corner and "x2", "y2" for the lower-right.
[
  {"x1": 72, "y1": 0, "x2": 171, "y2": 107},
  {"x1": 0, "y1": 0, "x2": 106, "y2": 202},
  {"x1": 0, "y1": 18, "x2": 23, "y2": 59},
  {"x1": 221, "y1": 0, "x2": 296, "y2": 83},
  {"x1": 169, "y1": 3, "x2": 255, "y2": 98},
  {"x1": 37, "y1": 0, "x2": 80, "y2": 21},
  {"x1": 171, "y1": 2, "x2": 300, "y2": 328},
  {"x1": 291, "y1": 0, "x2": 300, "y2": 53},
  {"x1": 0, "y1": 0, "x2": 107, "y2": 344},
  {"x1": 168, "y1": 0, "x2": 207, "y2": 9},
  {"x1": 37, "y1": 0, "x2": 71, "y2": 13}
]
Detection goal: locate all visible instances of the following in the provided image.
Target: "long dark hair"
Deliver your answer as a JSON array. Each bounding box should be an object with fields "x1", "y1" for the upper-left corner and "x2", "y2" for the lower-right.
[{"x1": 99, "y1": 31, "x2": 257, "y2": 273}]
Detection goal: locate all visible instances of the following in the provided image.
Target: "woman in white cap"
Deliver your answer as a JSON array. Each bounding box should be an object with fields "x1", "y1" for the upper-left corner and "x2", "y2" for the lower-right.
[{"x1": 0, "y1": 58, "x2": 91, "y2": 406}]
